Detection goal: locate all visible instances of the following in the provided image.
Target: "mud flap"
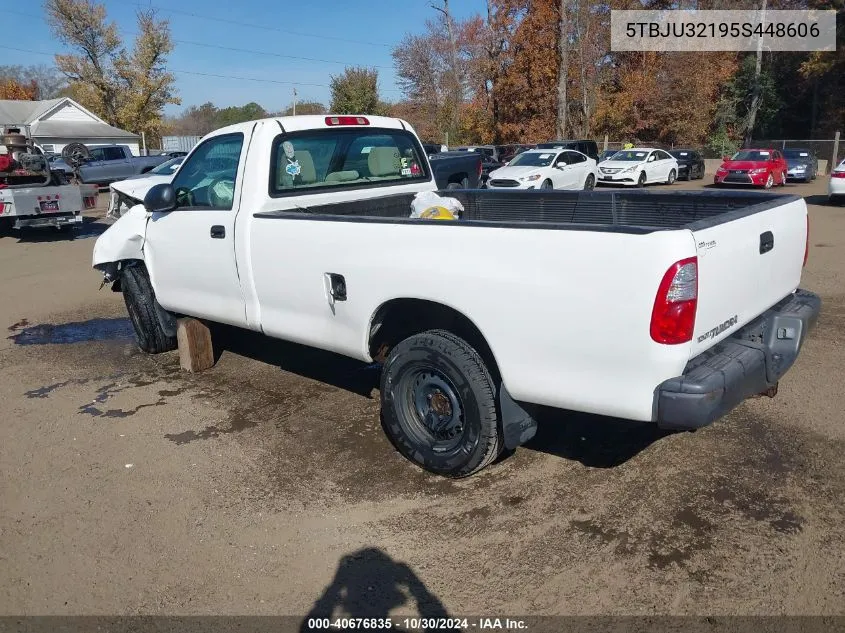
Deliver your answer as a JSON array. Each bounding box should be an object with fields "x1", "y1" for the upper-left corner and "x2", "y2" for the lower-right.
[{"x1": 499, "y1": 385, "x2": 538, "y2": 449}]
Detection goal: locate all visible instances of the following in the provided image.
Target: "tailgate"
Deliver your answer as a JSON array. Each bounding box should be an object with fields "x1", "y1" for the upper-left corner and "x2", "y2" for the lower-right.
[{"x1": 690, "y1": 196, "x2": 807, "y2": 357}]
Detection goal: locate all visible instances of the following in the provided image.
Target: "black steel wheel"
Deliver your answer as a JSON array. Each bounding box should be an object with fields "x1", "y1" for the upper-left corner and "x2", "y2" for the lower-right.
[{"x1": 380, "y1": 329, "x2": 502, "y2": 477}]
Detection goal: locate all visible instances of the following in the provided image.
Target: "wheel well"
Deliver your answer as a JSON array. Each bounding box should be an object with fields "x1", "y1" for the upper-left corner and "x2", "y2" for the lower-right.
[{"x1": 368, "y1": 298, "x2": 499, "y2": 379}]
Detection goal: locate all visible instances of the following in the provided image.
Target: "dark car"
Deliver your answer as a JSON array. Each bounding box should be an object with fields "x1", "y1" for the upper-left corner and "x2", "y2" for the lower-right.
[
  {"x1": 454, "y1": 145, "x2": 501, "y2": 163},
  {"x1": 536, "y1": 139, "x2": 599, "y2": 162},
  {"x1": 783, "y1": 148, "x2": 818, "y2": 182},
  {"x1": 428, "y1": 151, "x2": 483, "y2": 189},
  {"x1": 598, "y1": 149, "x2": 618, "y2": 163},
  {"x1": 422, "y1": 143, "x2": 443, "y2": 156},
  {"x1": 669, "y1": 149, "x2": 706, "y2": 180}
]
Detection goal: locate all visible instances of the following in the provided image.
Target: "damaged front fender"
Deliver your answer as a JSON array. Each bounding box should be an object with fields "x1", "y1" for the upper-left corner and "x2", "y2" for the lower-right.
[{"x1": 92, "y1": 204, "x2": 149, "y2": 274}]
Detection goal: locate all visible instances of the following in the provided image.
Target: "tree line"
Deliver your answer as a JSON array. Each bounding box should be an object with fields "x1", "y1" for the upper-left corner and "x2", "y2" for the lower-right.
[
  {"x1": 2, "y1": 0, "x2": 841, "y2": 155},
  {"x1": 391, "y1": 0, "x2": 844, "y2": 153}
]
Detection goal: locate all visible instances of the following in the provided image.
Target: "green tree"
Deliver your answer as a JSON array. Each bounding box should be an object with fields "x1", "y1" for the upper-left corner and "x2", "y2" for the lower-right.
[
  {"x1": 279, "y1": 100, "x2": 326, "y2": 116},
  {"x1": 329, "y1": 67, "x2": 387, "y2": 115},
  {"x1": 215, "y1": 102, "x2": 268, "y2": 127},
  {"x1": 46, "y1": 0, "x2": 180, "y2": 140}
]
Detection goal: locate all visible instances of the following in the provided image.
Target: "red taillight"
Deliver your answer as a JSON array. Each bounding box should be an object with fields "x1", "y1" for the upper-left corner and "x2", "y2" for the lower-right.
[
  {"x1": 650, "y1": 257, "x2": 698, "y2": 345},
  {"x1": 831, "y1": 171, "x2": 845, "y2": 179},
  {"x1": 325, "y1": 116, "x2": 369, "y2": 126},
  {"x1": 477, "y1": 159, "x2": 483, "y2": 178},
  {"x1": 803, "y1": 214, "x2": 809, "y2": 267}
]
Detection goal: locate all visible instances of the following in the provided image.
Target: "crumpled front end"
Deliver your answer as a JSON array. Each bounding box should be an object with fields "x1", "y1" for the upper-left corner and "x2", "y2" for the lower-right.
[{"x1": 92, "y1": 204, "x2": 149, "y2": 281}]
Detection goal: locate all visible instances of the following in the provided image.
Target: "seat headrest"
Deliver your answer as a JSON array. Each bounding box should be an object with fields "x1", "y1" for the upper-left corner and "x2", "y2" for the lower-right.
[{"x1": 368, "y1": 147, "x2": 400, "y2": 177}]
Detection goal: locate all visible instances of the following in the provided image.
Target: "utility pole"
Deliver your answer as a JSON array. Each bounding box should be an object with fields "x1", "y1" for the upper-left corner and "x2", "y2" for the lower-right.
[{"x1": 293, "y1": 88, "x2": 297, "y2": 116}]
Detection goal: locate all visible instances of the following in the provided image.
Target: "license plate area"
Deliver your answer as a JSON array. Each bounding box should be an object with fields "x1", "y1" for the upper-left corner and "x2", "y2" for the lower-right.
[{"x1": 39, "y1": 200, "x2": 60, "y2": 212}]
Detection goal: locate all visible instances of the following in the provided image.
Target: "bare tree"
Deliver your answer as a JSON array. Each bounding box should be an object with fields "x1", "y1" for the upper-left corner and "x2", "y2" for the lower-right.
[
  {"x1": 744, "y1": 0, "x2": 767, "y2": 145},
  {"x1": 556, "y1": 0, "x2": 569, "y2": 139},
  {"x1": 431, "y1": 0, "x2": 463, "y2": 144}
]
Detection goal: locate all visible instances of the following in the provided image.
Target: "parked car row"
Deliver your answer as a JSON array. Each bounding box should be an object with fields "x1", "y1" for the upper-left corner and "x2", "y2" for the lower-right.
[{"x1": 106, "y1": 135, "x2": 839, "y2": 217}]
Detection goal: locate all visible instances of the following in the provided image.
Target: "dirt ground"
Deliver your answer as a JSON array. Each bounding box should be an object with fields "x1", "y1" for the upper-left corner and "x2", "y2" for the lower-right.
[{"x1": 0, "y1": 178, "x2": 843, "y2": 620}]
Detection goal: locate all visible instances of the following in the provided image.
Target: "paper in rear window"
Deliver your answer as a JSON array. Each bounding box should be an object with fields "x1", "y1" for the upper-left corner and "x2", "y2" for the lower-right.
[
  {"x1": 679, "y1": 152, "x2": 688, "y2": 156},
  {"x1": 759, "y1": 151, "x2": 770, "y2": 156}
]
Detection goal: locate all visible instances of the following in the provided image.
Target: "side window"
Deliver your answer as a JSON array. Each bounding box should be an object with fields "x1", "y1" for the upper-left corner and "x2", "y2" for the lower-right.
[
  {"x1": 103, "y1": 147, "x2": 126, "y2": 161},
  {"x1": 171, "y1": 133, "x2": 244, "y2": 210},
  {"x1": 569, "y1": 151, "x2": 586, "y2": 164},
  {"x1": 271, "y1": 128, "x2": 428, "y2": 194},
  {"x1": 555, "y1": 152, "x2": 570, "y2": 165},
  {"x1": 88, "y1": 148, "x2": 105, "y2": 162}
]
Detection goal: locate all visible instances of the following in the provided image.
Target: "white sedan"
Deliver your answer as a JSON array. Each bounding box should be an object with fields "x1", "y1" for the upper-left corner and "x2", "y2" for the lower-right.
[
  {"x1": 486, "y1": 149, "x2": 598, "y2": 190},
  {"x1": 597, "y1": 148, "x2": 679, "y2": 187},
  {"x1": 829, "y1": 158, "x2": 845, "y2": 204}
]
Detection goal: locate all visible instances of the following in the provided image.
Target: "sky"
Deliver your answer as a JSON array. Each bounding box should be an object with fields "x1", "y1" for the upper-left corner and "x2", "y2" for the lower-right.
[{"x1": 3, "y1": 0, "x2": 485, "y2": 117}]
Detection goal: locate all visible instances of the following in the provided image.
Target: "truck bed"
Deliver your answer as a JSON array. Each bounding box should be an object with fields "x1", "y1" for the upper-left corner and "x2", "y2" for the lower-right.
[{"x1": 254, "y1": 189, "x2": 800, "y2": 233}]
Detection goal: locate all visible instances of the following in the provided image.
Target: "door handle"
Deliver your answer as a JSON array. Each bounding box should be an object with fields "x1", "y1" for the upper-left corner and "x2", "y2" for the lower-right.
[
  {"x1": 210, "y1": 225, "x2": 225, "y2": 239},
  {"x1": 759, "y1": 231, "x2": 774, "y2": 254}
]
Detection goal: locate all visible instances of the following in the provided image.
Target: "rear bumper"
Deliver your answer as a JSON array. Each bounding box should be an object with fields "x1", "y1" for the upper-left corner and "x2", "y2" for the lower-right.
[
  {"x1": 655, "y1": 289, "x2": 821, "y2": 431},
  {"x1": 15, "y1": 211, "x2": 82, "y2": 229}
]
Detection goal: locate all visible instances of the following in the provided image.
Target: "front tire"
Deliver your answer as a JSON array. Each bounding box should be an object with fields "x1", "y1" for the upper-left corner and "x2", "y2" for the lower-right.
[
  {"x1": 541, "y1": 179, "x2": 553, "y2": 190},
  {"x1": 637, "y1": 171, "x2": 646, "y2": 187},
  {"x1": 121, "y1": 263, "x2": 177, "y2": 354},
  {"x1": 763, "y1": 172, "x2": 774, "y2": 189},
  {"x1": 380, "y1": 330, "x2": 503, "y2": 478}
]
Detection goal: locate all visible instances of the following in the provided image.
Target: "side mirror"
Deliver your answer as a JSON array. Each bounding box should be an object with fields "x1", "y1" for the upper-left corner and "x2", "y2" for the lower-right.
[{"x1": 144, "y1": 183, "x2": 177, "y2": 213}]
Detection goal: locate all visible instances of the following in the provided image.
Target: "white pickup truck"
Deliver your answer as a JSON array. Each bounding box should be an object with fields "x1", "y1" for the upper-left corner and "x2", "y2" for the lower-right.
[{"x1": 92, "y1": 114, "x2": 821, "y2": 478}]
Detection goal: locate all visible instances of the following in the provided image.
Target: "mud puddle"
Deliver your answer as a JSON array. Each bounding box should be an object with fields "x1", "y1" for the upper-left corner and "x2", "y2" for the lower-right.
[{"x1": 8, "y1": 317, "x2": 134, "y2": 345}]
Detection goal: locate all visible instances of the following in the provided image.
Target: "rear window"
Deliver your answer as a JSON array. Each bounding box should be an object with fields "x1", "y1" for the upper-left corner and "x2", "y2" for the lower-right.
[
  {"x1": 270, "y1": 128, "x2": 430, "y2": 195},
  {"x1": 270, "y1": 128, "x2": 429, "y2": 194}
]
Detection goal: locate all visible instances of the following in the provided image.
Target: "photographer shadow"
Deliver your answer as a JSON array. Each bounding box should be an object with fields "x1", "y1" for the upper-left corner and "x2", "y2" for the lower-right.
[{"x1": 300, "y1": 547, "x2": 459, "y2": 633}]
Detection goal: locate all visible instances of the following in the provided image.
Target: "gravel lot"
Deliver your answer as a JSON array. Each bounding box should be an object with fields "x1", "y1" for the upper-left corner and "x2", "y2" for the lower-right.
[{"x1": 1, "y1": 178, "x2": 843, "y2": 619}]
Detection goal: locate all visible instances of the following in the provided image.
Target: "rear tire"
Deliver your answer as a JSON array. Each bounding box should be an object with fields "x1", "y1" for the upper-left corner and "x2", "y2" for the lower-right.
[
  {"x1": 583, "y1": 173, "x2": 595, "y2": 190},
  {"x1": 380, "y1": 329, "x2": 503, "y2": 478},
  {"x1": 121, "y1": 263, "x2": 177, "y2": 354},
  {"x1": 666, "y1": 169, "x2": 677, "y2": 185}
]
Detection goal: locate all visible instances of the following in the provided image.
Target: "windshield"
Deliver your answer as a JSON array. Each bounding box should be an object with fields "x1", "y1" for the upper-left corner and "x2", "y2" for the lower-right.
[
  {"x1": 610, "y1": 150, "x2": 649, "y2": 162},
  {"x1": 731, "y1": 150, "x2": 773, "y2": 161},
  {"x1": 508, "y1": 152, "x2": 556, "y2": 167},
  {"x1": 783, "y1": 149, "x2": 811, "y2": 159},
  {"x1": 150, "y1": 157, "x2": 184, "y2": 175}
]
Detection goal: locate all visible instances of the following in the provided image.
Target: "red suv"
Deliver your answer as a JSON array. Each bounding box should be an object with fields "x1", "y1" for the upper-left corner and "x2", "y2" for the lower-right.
[{"x1": 714, "y1": 148, "x2": 788, "y2": 189}]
